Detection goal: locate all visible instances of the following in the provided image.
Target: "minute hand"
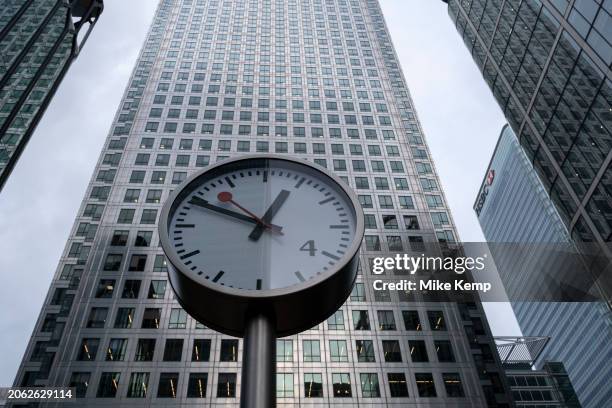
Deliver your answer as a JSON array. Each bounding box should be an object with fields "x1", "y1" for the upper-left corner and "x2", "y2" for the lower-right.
[
  {"x1": 249, "y1": 189, "x2": 290, "y2": 241},
  {"x1": 189, "y1": 196, "x2": 283, "y2": 231}
]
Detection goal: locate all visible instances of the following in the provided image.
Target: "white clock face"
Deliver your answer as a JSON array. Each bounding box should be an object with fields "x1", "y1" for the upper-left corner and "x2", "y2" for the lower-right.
[{"x1": 167, "y1": 158, "x2": 358, "y2": 291}]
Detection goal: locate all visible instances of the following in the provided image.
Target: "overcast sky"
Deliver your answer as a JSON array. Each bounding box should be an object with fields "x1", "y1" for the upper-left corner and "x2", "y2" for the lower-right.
[{"x1": 0, "y1": 0, "x2": 520, "y2": 386}]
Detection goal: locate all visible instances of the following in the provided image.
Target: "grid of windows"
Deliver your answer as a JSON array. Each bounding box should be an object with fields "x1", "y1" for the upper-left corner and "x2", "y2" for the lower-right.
[{"x1": 14, "y1": 0, "x2": 503, "y2": 404}]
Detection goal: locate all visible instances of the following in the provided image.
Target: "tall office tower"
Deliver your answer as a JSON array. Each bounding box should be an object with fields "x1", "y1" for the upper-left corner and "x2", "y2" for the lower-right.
[
  {"x1": 495, "y1": 337, "x2": 581, "y2": 407},
  {"x1": 443, "y1": 0, "x2": 612, "y2": 303},
  {"x1": 476, "y1": 125, "x2": 612, "y2": 407},
  {"x1": 0, "y1": 0, "x2": 103, "y2": 191},
  {"x1": 14, "y1": 0, "x2": 511, "y2": 406}
]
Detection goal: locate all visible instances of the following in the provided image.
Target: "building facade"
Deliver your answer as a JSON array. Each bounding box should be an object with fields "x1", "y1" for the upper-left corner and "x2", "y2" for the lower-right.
[
  {"x1": 444, "y1": 0, "x2": 612, "y2": 304},
  {"x1": 0, "y1": 0, "x2": 104, "y2": 191},
  {"x1": 475, "y1": 125, "x2": 612, "y2": 407},
  {"x1": 495, "y1": 337, "x2": 581, "y2": 407},
  {"x1": 14, "y1": 0, "x2": 511, "y2": 406}
]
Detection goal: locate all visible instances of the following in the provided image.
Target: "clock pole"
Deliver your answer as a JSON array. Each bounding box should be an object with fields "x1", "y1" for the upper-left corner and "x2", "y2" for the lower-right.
[{"x1": 240, "y1": 312, "x2": 276, "y2": 408}]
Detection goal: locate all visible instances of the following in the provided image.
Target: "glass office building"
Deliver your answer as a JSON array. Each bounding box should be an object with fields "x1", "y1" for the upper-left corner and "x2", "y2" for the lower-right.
[
  {"x1": 444, "y1": 0, "x2": 611, "y2": 303},
  {"x1": 476, "y1": 125, "x2": 612, "y2": 407},
  {"x1": 14, "y1": 0, "x2": 511, "y2": 406},
  {"x1": 0, "y1": 0, "x2": 103, "y2": 191},
  {"x1": 495, "y1": 337, "x2": 581, "y2": 407}
]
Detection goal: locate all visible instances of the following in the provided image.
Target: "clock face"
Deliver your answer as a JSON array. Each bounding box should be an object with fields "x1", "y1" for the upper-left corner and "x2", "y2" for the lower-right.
[{"x1": 165, "y1": 157, "x2": 359, "y2": 292}]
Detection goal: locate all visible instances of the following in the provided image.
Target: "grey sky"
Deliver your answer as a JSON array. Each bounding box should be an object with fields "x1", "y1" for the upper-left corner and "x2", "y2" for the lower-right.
[{"x1": 0, "y1": 0, "x2": 520, "y2": 386}]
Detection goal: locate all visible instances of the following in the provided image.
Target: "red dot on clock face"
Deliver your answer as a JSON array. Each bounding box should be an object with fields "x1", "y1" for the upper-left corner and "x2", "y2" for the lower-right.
[{"x1": 217, "y1": 191, "x2": 233, "y2": 202}]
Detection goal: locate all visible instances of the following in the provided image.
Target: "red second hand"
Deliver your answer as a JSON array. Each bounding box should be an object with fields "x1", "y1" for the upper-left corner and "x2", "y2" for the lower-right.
[{"x1": 217, "y1": 192, "x2": 282, "y2": 234}]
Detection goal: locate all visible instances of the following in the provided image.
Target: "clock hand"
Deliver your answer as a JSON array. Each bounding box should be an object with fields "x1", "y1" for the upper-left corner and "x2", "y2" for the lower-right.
[
  {"x1": 249, "y1": 189, "x2": 290, "y2": 241},
  {"x1": 188, "y1": 196, "x2": 283, "y2": 232},
  {"x1": 217, "y1": 192, "x2": 283, "y2": 234}
]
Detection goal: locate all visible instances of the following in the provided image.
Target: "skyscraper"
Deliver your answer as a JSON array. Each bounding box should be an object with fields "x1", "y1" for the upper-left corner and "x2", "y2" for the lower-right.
[
  {"x1": 443, "y1": 0, "x2": 611, "y2": 303},
  {"x1": 0, "y1": 0, "x2": 104, "y2": 191},
  {"x1": 14, "y1": 0, "x2": 510, "y2": 406},
  {"x1": 475, "y1": 125, "x2": 612, "y2": 407}
]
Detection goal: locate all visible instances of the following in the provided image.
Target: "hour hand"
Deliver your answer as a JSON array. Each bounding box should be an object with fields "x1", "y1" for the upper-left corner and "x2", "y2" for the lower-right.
[{"x1": 188, "y1": 196, "x2": 283, "y2": 232}]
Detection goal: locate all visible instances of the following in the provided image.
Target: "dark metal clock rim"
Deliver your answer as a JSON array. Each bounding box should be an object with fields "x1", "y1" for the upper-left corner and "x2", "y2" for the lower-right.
[{"x1": 159, "y1": 153, "x2": 365, "y2": 300}]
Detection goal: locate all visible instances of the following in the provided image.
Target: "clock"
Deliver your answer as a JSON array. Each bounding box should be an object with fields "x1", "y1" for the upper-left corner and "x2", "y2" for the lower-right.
[{"x1": 159, "y1": 154, "x2": 365, "y2": 337}]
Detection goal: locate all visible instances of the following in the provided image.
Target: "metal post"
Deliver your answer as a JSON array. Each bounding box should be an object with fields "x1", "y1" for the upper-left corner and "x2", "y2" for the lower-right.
[{"x1": 240, "y1": 313, "x2": 276, "y2": 408}]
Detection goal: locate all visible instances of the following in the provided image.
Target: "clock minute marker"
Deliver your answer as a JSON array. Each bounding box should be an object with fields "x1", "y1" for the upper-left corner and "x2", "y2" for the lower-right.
[
  {"x1": 318, "y1": 196, "x2": 335, "y2": 205},
  {"x1": 180, "y1": 250, "x2": 200, "y2": 260},
  {"x1": 212, "y1": 270, "x2": 225, "y2": 283},
  {"x1": 322, "y1": 251, "x2": 340, "y2": 261}
]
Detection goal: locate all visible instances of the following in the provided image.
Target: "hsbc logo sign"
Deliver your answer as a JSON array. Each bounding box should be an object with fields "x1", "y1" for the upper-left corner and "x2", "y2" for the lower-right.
[{"x1": 475, "y1": 170, "x2": 495, "y2": 216}]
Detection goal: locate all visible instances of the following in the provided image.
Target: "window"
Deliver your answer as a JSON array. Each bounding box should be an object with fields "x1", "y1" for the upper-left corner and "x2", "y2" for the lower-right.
[
  {"x1": 443, "y1": 373, "x2": 464, "y2": 397},
  {"x1": 375, "y1": 178, "x2": 389, "y2": 190},
  {"x1": 134, "y1": 338, "x2": 155, "y2": 361},
  {"x1": 153, "y1": 256, "x2": 167, "y2": 272},
  {"x1": 146, "y1": 189, "x2": 162, "y2": 204},
  {"x1": 86, "y1": 307, "x2": 107, "y2": 328},
  {"x1": 399, "y1": 196, "x2": 415, "y2": 209},
  {"x1": 364, "y1": 214, "x2": 377, "y2": 229},
  {"x1": 103, "y1": 254, "x2": 122, "y2": 271},
  {"x1": 378, "y1": 195, "x2": 393, "y2": 209},
  {"x1": 121, "y1": 280, "x2": 141, "y2": 299},
  {"x1": 148, "y1": 280, "x2": 166, "y2": 299},
  {"x1": 276, "y1": 373, "x2": 294, "y2": 397},
  {"x1": 359, "y1": 195, "x2": 373, "y2": 208},
  {"x1": 360, "y1": 373, "x2": 380, "y2": 397},
  {"x1": 124, "y1": 189, "x2": 140, "y2": 203},
  {"x1": 114, "y1": 308, "x2": 134, "y2": 329},
  {"x1": 304, "y1": 373, "x2": 323, "y2": 398},
  {"x1": 163, "y1": 339, "x2": 183, "y2": 361},
  {"x1": 96, "y1": 279, "x2": 115, "y2": 298},
  {"x1": 140, "y1": 209, "x2": 157, "y2": 224},
  {"x1": 157, "y1": 373, "x2": 179, "y2": 398},
  {"x1": 428, "y1": 311, "x2": 447, "y2": 331},
  {"x1": 354, "y1": 177, "x2": 369, "y2": 189},
  {"x1": 404, "y1": 215, "x2": 420, "y2": 230},
  {"x1": 355, "y1": 340, "x2": 375, "y2": 362},
  {"x1": 329, "y1": 340, "x2": 349, "y2": 362},
  {"x1": 383, "y1": 215, "x2": 398, "y2": 229},
  {"x1": 127, "y1": 372, "x2": 149, "y2": 398},
  {"x1": 141, "y1": 308, "x2": 160, "y2": 329},
  {"x1": 192, "y1": 339, "x2": 211, "y2": 362},
  {"x1": 187, "y1": 373, "x2": 208, "y2": 398},
  {"x1": 332, "y1": 373, "x2": 352, "y2": 398},
  {"x1": 353, "y1": 310, "x2": 370, "y2": 330},
  {"x1": 77, "y1": 338, "x2": 99, "y2": 361},
  {"x1": 402, "y1": 311, "x2": 422, "y2": 331},
  {"x1": 110, "y1": 230, "x2": 128, "y2": 246},
  {"x1": 106, "y1": 338, "x2": 127, "y2": 361},
  {"x1": 168, "y1": 309, "x2": 187, "y2": 329},
  {"x1": 377, "y1": 310, "x2": 396, "y2": 330},
  {"x1": 388, "y1": 373, "x2": 409, "y2": 397},
  {"x1": 409, "y1": 340, "x2": 429, "y2": 362},
  {"x1": 277, "y1": 340, "x2": 293, "y2": 362},
  {"x1": 327, "y1": 310, "x2": 345, "y2": 330},
  {"x1": 303, "y1": 340, "x2": 321, "y2": 362},
  {"x1": 435, "y1": 340, "x2": 455, "y2": 362},
  {"x1": 217, "y1": 373, "x2": 236, "y2": 398},
  {"x1": 365, "y1": 235, "x2": 381, "y2": 251},
  {"x1": 128, "y1": 254, "x2": 147, "y2": 271},
  {"x1": 220, "y1": 339, "x2": 238, "y2": 362},
  {"x1": 415, "y1": 373, "x2": 437, "y2": 397},
  {"x1": 382, "y1": 340, "x2": 402, "y2": 362},
  {"x1": 96, "y1": 372, "x2": 120, "y2": 398},
  {"x1": 135, "y1": 231, "x2": 152, "y2": 247},
  {"x1": 394, "y1": 178, "x2": 409, "y2": 190},
  {"x1": 388, "y1": 236, "x2": 403, "y2": 251},
  {"x1": 350, "y1": 283, "x2": 366, "y2": 301},
  {"x1": 69, "y1": 372, "x2": 90, "y2": 398}
]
